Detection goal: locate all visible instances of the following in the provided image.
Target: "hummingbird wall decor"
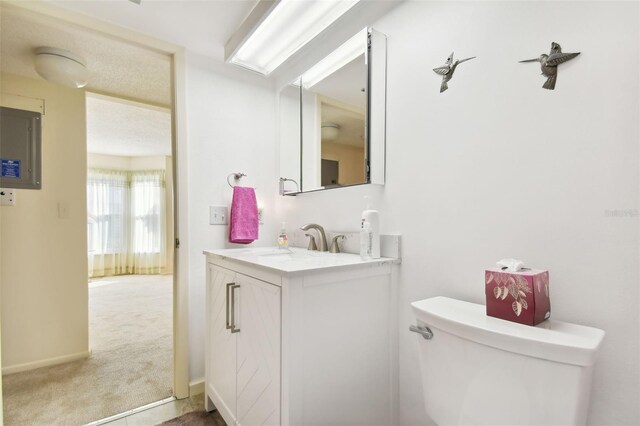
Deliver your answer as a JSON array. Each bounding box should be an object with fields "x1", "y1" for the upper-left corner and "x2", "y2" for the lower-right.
[
  {"x1": 520, "y1": 42, "x2": 580, "y2": 90},
  {"x1": 433, "y1": 52, "x2": 476, "y2": 93}
]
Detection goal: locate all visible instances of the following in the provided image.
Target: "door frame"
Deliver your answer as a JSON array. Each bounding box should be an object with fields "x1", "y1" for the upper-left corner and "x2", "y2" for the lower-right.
[{"x1": 171, "y1": 49, "x2": 190, "y2": 399}]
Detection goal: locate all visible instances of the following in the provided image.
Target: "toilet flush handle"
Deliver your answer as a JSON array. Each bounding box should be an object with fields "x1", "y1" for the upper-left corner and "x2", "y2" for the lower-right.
[{"x1": 410, "y1": 325, "x2": 433, "y2": 340}]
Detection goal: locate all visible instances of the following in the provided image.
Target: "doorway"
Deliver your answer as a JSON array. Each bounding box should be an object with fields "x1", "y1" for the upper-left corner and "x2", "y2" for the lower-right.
[{"x1": 85, "y1": 93, "x2": 175, "y2": 415}]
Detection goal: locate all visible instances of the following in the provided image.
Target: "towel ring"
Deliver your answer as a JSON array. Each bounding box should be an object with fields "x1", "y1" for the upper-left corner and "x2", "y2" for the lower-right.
[{"x1": 227, "y1": 173, "x2": 247, "y2": 188}]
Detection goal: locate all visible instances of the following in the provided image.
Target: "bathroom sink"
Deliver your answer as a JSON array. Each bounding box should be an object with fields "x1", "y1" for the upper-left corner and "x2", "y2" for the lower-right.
[
  {"x1": 258, "y1": 249, "x2": 326, "y2": 259},
  {"x1": 235, "y1": 247, "x2": 322, "y2": 259},
  {"x1": 204, "y1": 246, "x2": 397, "y2": 275},
  {"x1": 256, "y1": 248, "x2": 341, "y2": 264},
  {"x1": 257, "y1": 250, "x2": 298, "y2": 261}
]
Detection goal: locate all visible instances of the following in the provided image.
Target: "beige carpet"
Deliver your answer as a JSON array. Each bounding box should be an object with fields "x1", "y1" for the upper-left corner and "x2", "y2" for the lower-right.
[{"x1": 2, "y1": 274, "x2": 173, "y2": 425}]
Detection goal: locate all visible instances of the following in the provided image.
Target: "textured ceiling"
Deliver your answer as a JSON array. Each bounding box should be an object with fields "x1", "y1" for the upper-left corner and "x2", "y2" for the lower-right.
[
  {"x1": 312, "y1": 54, "x2": 366, "y2": 108},
  {"x1": 322, "y1": 103, "x2": 364, "y2": 148},
  {"x1": 48, "y1": 0, "x2": 259, "y2": 60},
  {"x1": 1, "y1": 8, "x2": 171, "y2": 106},
  {"x1": 86, "y1": 94, "x2": 171, "y2": 157}
]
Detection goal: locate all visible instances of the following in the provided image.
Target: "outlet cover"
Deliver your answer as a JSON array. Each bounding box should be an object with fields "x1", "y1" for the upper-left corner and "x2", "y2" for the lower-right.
[
  {"x1": 0, "y1": 189, "x2": 16, "y2": 206},
  {"x1": 210, "y1": 206, "x2": 228, "y2": 225}
]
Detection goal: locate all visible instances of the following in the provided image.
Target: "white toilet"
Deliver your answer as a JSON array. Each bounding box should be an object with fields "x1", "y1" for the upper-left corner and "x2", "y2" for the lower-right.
[{"x1": 411, "y1": 297, "x2": 605, "y2": 426}]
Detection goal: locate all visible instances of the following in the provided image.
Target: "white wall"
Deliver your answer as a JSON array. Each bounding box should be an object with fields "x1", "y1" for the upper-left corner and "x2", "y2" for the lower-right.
[
  {"x1": 184, "y1": 52, "x2": 279, "y2": 381},
  {"x1": 277, "y1": 2, "x2": 639, "y2": 425},
  {"x1": 1, "y1": 73, "x2": 89, "y2": 373},
  {"x1": 131, "y1": 156, "x2": 168, "y2": 171},
  {"x1": 87, "y1": 153, "x2": 131, "y2": 170},
  {"x1": 87, "y1": 153, "x2": 167, "y2": 170}
]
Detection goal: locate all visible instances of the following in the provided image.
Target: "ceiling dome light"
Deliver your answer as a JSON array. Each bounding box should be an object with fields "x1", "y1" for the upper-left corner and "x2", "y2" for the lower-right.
[
  {"x1": 321, "y1": 123, "x2": 340, "y2": 141},
  {"x1": 34, "y1": 47, "x2": 88, "y2": 89}
]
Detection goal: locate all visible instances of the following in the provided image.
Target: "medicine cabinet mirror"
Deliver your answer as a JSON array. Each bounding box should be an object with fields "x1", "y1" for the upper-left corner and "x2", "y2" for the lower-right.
[{"x1": 279, "y1": 27, "x2": 387, "y2": 195}]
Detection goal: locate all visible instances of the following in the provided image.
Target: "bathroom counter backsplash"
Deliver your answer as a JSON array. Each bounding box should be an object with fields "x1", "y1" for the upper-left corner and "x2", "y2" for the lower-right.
[{"x1": 287, "y1": 229, "x2": 401, "y2": 259}]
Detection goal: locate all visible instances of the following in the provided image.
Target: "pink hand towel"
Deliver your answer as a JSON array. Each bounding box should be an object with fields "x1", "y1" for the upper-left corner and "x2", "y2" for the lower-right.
[{"x1": 229, "y1": 186, "x2": 259, "y2": 244}]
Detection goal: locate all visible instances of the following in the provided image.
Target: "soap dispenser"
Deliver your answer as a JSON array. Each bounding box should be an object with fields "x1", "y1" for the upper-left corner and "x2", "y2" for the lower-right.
[
  {"x1": 361, "y1": 196, "x2": 380, "y2": 259},
  {"x1": 278, "y1": 222, "x2": 289, "y2": 249},
  {"x1": 360, "y1": 221, "x2": 372, "y2": 260}
]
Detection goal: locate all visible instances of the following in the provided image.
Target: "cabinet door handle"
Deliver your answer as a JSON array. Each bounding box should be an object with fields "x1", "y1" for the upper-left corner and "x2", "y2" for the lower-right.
[
  {"x1": 225, "y1": 282, "x2": 235, "y2": 329},
  {"x1": 230, "y1": 284, "x2": 240, "y2": 333}
]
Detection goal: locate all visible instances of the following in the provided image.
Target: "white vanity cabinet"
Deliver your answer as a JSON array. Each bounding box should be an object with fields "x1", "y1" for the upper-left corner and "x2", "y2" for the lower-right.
[
  {"x1": 205, "y1": 247, "x2": 399, "y2": 426},
  {"x1": 206, "y1": 264, "x2": 281, "y2": 426}
]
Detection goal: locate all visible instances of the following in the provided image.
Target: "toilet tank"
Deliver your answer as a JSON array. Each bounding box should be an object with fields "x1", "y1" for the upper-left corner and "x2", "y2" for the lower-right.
[{"x1": 411, "y1": 297, "x2": 605, "y2": 426}]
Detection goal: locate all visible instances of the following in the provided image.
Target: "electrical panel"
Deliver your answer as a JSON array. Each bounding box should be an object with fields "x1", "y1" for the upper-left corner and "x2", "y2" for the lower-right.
[{"x1": 0, "y1": 106, "x2": 42, "y2": 189}]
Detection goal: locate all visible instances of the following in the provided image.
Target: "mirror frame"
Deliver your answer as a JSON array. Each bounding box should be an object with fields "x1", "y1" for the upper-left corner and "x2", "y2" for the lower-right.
[{"x1": 280, "y1": 27, "x2": 387, "y2": 195}]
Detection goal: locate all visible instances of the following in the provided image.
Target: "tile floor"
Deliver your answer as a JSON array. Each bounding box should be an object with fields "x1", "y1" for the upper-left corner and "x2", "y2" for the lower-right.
[{"x1": 99, "y1": 393, "x2": 225, "y2": 425}]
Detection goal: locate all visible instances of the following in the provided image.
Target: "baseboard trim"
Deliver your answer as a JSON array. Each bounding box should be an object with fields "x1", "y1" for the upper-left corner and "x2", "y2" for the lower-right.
[
  {"x1": 2, "y1": 351, "x2": 90, "y2": 375},
  {"x1": 189, "y1": 378, "x2": 204, "y2": 396}
]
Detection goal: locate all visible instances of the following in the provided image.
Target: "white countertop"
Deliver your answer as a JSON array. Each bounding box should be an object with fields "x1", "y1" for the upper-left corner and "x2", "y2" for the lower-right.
[{"x1": 204, "y1": 246, "x2": 398, "y2": 275}]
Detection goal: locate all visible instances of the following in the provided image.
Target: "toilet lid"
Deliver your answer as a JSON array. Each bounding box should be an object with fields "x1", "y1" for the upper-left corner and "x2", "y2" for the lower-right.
[{"x1": 411, "y1": 296, "x2": 605, "y2": 367}]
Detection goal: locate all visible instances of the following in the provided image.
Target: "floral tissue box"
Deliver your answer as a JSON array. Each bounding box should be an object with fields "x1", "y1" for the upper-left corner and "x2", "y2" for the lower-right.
[{"x1": 485, "y1": 268, "x2": 550, "y2": 326}]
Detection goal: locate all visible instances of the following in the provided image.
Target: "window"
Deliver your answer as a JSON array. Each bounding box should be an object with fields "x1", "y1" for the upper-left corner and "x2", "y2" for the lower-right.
[{"x1": 87, "y1": 169, "x2": 166, "y2": 277}]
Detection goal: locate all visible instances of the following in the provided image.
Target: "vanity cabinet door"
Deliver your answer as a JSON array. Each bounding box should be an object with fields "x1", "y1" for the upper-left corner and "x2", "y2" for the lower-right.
[
  {"x1": 235, "y1": 273, "x2": 281, "y2": 426},
  {"x1": 206, "y1": 264, "x2": 238, "y2": 425}
]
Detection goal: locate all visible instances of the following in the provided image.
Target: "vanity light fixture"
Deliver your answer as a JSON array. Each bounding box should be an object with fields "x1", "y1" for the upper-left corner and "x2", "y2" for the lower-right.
[
  {"x1": 34, "y1": 47, "x2": 88, "y2": 89},
  {"x1": 226, "y1": 0, "x2": 360, "y2": 75},
  {"x1": 301, "y1": 27, "x2": 367, "y2": 89}
]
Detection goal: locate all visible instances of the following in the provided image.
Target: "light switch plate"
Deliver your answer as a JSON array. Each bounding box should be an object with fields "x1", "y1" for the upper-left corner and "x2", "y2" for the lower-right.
[
  {"x1": 0, "y1": 189, "x2": 16, "y2": 206},
  {"x1": 210, "y1": 206, "x2": 228, "y2": 225},
  {"x1": 58, "y1": 202, "x2": 69, "y2": 219}
]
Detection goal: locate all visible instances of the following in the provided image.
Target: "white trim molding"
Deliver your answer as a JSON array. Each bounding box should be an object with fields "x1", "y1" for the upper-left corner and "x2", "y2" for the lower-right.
[
  {"x1": 172, "y1": 48, "x2": 190, "y2": 399},
  {"x1": 189, "y1": 378, "x2": 205, "y2": 397},
  {"x1": 2, "y1": 351, "x2": 90, "y2": 375}
]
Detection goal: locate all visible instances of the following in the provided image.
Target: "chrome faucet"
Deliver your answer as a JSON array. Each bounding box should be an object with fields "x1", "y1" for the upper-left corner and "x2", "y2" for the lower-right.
[{"x1": 300, "y1": 223, "x2": 328, "y2": 252}]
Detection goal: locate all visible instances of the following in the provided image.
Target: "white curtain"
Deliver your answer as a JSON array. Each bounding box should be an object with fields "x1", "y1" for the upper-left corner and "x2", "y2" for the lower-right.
[
  {"x1": 87, "y1": 169, "x2": 166, "y2": 278},
  {"x1": 130, "y1": 171, "x2": 166, "y2": 274}
]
